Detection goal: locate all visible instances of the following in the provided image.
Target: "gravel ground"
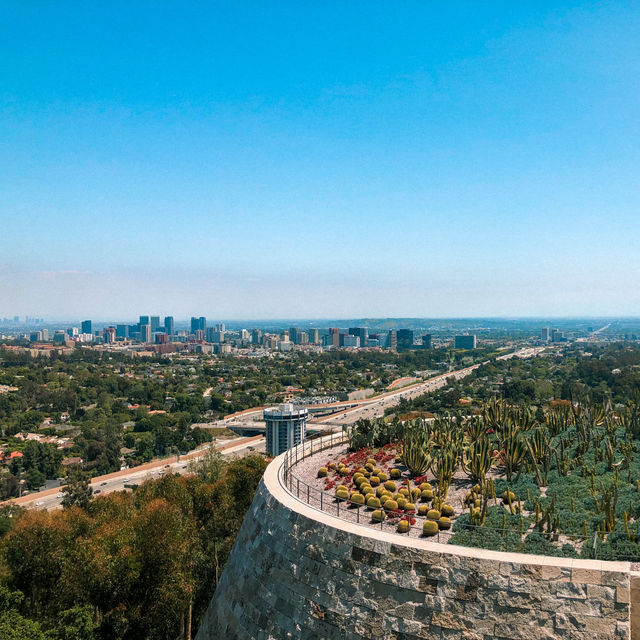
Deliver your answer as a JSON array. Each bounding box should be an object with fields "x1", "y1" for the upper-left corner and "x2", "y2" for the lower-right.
[{"x1": 287, "y1": 442, "x2": 586, "y2": 550}]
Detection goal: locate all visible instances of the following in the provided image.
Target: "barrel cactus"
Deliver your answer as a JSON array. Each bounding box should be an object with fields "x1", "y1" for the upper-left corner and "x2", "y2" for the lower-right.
[
  {"x1": 366, "y1": 496, "x2": 381, "y2": 509},
  {"x1": 423, "y1": 520, "x2": 439, "y2": 536},
  {"x1": 317, "y1": 467, "x2": 328, "y2": 478},
  {"x1": 384, "y1": 481, "x2": 397, "y2": 492},
  {"x1": 372, "y1": 509, "x2": 386, "y2": 522},
  {"x1": 350, "y1": 492, "x2": 365, "y2": 506},
  {"x1": 397, "y1": 520, "x2": 410, "y2": 533},
  {"x1": 502, "y1": 490, "x2": 516, "y2": 504},
  {"x1": 383, "y1": 499, "x2": 399, "y2": 511},
  {"x1": 441, "y1": 504, "x2": 455, "y2": 517},
  {"x1": 336, "y1": 487, "x2": 349, "y2": 500},
  {"x1": 418, "y1": 504, "x2": 429, "y2": 516},
  {"x1": 398, "y1": 487, "x2": 410, "y2": 498},
  {"x1": 419, "y1": 482, "x2": 433, "y2": 492},
  {"x1": 397, "y1": 497, "x2": 407, "y2": 510},
  {"x1": 390, "y1": 468, "x2": 402, "y2": 479},
  {"x1": 338, "y1": 466, "x2": 349, "y2": 476},
  {"x1": 376, "y1": 486, "x2": 386, "y2": 498},
  {"x1": 438, "y1": 516, "x2": 451, "y2": 530},
  {"x1": 404, "y1": 502, "x2": 416, "y2": 512},
  {"x1": 377, "y1": 472, "x2": 389, "y2": 482},
  {"x1": 421, "y1": 489, "x2": 434, "y2": 502},
  {"x1": 427, "y1": 509, "x2": 441, "y2": 521},
  {"x1": 369, "y1": 476, "x2": 380, "y2": 487},
  {"x1": 410, "y1": 488, "x2": 421, "y2": 501}
]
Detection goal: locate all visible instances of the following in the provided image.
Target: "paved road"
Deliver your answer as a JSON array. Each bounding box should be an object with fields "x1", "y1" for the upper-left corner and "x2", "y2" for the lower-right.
[{"x1": 5, "y1": 435, "x2": 264, "y2": 511}]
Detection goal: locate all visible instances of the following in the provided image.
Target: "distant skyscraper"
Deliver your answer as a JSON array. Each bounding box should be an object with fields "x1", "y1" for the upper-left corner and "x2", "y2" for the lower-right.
[
  {"x1": 349, "y1": 327, "x2": 368, "y2": 348},
  {"x1": 155, "y1": 332, "x2": 168, "y2": 344},
  {"x1": 164, "y1": 316, "x2": 174, "y2": 335},
  {"x1": 103, "y1": 327, "x2": 116, "y2": 344},
  {"x1": 397, "y1": 329, "x2": 414, "y2": 349},
  {"x1": 150, "y1": 316, "x2": 161, "y2": 332},
  {"x1": 140, "y1": 324, "x2": 152, "y2": 343},
  {"x1": 454, "y1": 335, "x2": 477, "y2": 349},
  {"x1": 341, "y1": 334, "x2": 359, "y2": 347},
  {"x1": 422, "y1": 334, "x2": 432, "y2": 349},
  {"x1": 308, "y1": 328, "x2": 319, "y2": 344},
  {"x1": 387, "y1": 330, "x2": 397, "y2": 351},
  {"x1": 81, "y1": 320, "x2": 92, "y2": 335},
  {"x1": 329, "y1": 327, "x2": 340, "y2": 348},
  {"x1": 116, "y1": 324, "x2": 129, "y2": 339},
  {"x1": 251, "y1": 329, "x2": 262, "y2": 345},
  {"x1": 551, "y1": 329, "x2": 565, "y2": 343},
  {"x1": 540, "y1": 327, "x2": 550, "y2": 341},
  {"x1": 139, "y1": 315, "x2": 150, "y2": 327},
  {"x1": 191, "y1": 316, "x2": 206, "y2": 334}
]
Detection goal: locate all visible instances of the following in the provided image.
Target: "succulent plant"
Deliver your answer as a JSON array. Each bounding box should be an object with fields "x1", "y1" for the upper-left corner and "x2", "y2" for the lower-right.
[
  {"x1": 384, "y1": 481, "x2": 397, "y2": 492},
  {"x1": 397, "y1": 497, "x2": 407, "y2": 509},
  {"x1": 419, "y1": 482, "x2": 433, "y2": 492},
  {"x1": 317, "y1": 467, "x2": 328, "y2": 478},
  {"x1": 397, "y1": 520, "x2": 410, "y2": 533},
  {"x1": 411, "y1": 488, "x2": 421, "y2": 501},
  {"x1": 372, "y1": 509, "x2": 386, "y2": 522},
  {"x1": 404, "y1": 502, "x2": 416, "y2": 512},
  {"x1": 383, "y1": 499, "x2": 399, "y2": 511},
  {"x1": 438, "y1": 516, "x2": 451, "y2": 530},
  {"x1": 366, "y1": 496, "x2": 381, "y2": 509},
  {"x1": 390, "y1": 468, "x2": 402, "y2": 479},
  {"x1": 398, "y1": 487, "x2": 410, "y2": 498},
  {"x1": 350, "y1": 492, "x2": 365, "y2": 506},
  {"x1": 427, "y1": 509, "x2": 441, "y2": 521},
  {"x1": 423, "y1": 520, "x2": 439, "y2": 536},
  {"x1": 377, "y1": 472, "x2": 389, "y2": 482},
  {"x1": 369, "y1": 476, "x2": 381, "y2": 487},
  {"x1": 338, "y1": 467, "x2": 349, "y2": 476},
  {"x1": 421, "y1": 489, "x2": 434, "y2": 502},
  {"x1": 418, "y1": 504, "x2": 429, "y2": 516},
  {"x1": 441, "y1": 504, "x2": 454, "y2": 517},
  {"x1": 375, "y1": 486, "x2": 386, "y2": 498}
]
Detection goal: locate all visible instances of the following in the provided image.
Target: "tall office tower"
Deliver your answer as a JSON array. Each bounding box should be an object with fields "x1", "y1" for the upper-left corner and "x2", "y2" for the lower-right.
[
  {"x1": 422, "y1": 334, "x2": 432, "y2": 349},
  {"x1": 53, "y1": 330, "x2": 67, "y2": 344},
  {"x1": 240, "y1": 329, "x2": 250, "y2": 340},
  {"x1": 251, "y1": 329, "x2": 263, "y2": 345},
  {"x1": 264, "y1": 404, "x2": 308, "y2": 456},
  {"x1": 540, "y1": 327, "x2": 550, "y2": 341},
  {"x1": 308, "y1": 328, "x2": 319, "y2": 344},
  {"x1": 103, "y1": 327, "x2": 116, "y2": 344},
  {"x1": 281, "y1": 330, "x2": 290, "y2": 343},
  {"x1": 164, "y1": 316, "x2": 174, "y2": 336},
  {"x1": 348, "y1": 327, "x2": 368, "y2": 348},
  {"x1": 150, "y1": 316, "x2": 161, "y2": 332},
  {"x1": 41, "y1": 329, "x2": 49, "y2": 340},
  {"x1": 329, "y1": 327, "x2": 340, "y2": 347},
  {"x1": 191, "y1": 316, "x2": 207, "y2": 334},
  {"x1": 454, "y1": 335, "x2": 477, "y2": 349},
  {"x1": 551, "y1": 329, "x2": 565, "y2": 343},
  {"x1": 66, "y1": 327, "x2": 79, "y2": 337},
  {"x1": 289, "y1": 327, "x2": 301, "y2": 344},
  {"x1": 155, "y1": 333, "x2": 168, "y2": 344},
  {"x1": 387, "y1": 330, "x2": 397, "y2": 351},
  {"x1": 217, "y1": 323, "x2": 225, "y2": 332},
  {"x1": 139, "y1": 315, "x2": 150, "y2": 327},
  {"x1": 116, "y1": 324, "x2": 129, "y2": 339},
  {"x1": 341, "y1": 335, "x2": 359, "y2": 347},
  {"x1": 140, "y1": 324, "x2": 152, "y2": 343},
  {"x1": 81, "y1": 320, "x2": 92, "y2": 335},
  {"x1": 298, "y1": 331, "x2": 308, "y2": 344},
  {"x1": 397, "y1": 329, "x2": 414, "y2": 349}
]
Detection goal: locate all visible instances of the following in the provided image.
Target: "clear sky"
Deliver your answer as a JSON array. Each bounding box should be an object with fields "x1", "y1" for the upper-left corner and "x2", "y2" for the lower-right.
[{"x1": 1, "y1": 1, "x2": 639, "y2": 320}]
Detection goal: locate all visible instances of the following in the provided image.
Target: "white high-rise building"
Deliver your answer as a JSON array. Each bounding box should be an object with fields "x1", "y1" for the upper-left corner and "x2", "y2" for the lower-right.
[{"x1": 264, "y1": 405, "x2": 307, "y2": 456}]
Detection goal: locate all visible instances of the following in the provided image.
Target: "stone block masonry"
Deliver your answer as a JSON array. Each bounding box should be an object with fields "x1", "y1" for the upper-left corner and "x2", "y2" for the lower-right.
[{"x1": 196, "y1": 439, "x2": 637, "y2": 640}]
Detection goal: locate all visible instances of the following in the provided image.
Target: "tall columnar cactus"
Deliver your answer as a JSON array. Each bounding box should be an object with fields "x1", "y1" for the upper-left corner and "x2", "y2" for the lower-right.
[
  {"x1": 591, "y1": 471, "x2": 619, "y2": 533},
  {"x1": 525, "y1": 427, "x2": 555, "y2": 487},
  {"x1": 401, "y1": 423, "x2": 433, "y2": 476},
  {"x1": 501, "y1": 419, "x2": 527, "y2": 482},
  {"x1": 462, "y1": 436, "x2": 493, "y2": 484},
  {"x1": 432, "y1": 448, "x2": 458, "y2": 504}
]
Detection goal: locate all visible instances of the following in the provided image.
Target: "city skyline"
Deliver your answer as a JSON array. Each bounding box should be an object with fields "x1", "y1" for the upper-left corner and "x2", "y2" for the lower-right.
[{"x1": 2, "y1": 2, "x2": 640, "y2": 318}]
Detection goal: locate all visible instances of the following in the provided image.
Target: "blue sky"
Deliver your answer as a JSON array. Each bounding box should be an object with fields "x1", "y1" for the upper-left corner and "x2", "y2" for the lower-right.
[{"x1": 1, "y1": 1, "x2": 639, "y2": 319}]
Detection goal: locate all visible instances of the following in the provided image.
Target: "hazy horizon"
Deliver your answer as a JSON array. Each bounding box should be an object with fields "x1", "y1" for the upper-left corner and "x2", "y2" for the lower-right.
[{"x1": 2, "y1": 2, "x2": 639, "y2": 318}]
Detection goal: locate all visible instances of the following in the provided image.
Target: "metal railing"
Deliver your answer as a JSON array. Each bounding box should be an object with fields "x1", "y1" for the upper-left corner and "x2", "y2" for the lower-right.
[{"x1": 277, "y1": 433, "x2": 640, "y2": 560}]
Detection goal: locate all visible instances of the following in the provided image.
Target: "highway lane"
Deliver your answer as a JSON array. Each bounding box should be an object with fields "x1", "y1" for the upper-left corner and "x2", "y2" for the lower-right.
[{"x1": 6, "y1": 435, "x2": 265, "y2": 511}]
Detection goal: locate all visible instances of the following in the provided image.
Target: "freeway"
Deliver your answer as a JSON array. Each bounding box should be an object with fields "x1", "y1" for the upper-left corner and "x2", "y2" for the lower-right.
[{"x1": 5, "y1": 435, "x2": 264, "y2": 511}]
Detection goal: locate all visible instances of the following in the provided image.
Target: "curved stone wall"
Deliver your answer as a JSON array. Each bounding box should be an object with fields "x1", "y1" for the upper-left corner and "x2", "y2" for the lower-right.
[{"x1": 196, "y1": 442, "x2": 635, "y2": 640}]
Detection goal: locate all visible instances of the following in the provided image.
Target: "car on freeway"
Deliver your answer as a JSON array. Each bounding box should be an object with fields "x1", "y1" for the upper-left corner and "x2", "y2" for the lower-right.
[
  {"x1": 35, "y1": 501, "x2": 44, "y2": 507},
  {"x1": 101, "y1": 482, "x2": 107, "y2": 486}
]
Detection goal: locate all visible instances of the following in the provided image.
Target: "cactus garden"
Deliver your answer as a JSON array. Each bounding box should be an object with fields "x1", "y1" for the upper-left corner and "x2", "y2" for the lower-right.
[{"x1": 294, "y1": 395, "x2": 640, "y2": 560}]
